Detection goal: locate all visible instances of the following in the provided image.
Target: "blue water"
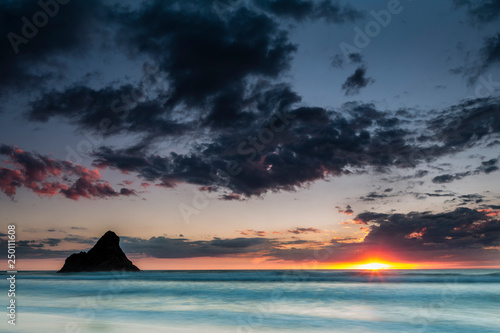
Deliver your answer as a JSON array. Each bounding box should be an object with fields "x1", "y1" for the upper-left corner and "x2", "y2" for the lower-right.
[{"x1": 1, "y1": 270, "x2": 499, "y2": 332}]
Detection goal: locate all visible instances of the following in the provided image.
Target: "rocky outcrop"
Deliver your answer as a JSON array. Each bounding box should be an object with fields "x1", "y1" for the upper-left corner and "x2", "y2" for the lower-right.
[{"x1": 58, "y1": 231, "x2": 140, "y2": 273}]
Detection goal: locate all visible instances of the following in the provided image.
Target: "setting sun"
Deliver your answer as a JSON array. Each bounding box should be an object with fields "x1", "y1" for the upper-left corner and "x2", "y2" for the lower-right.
[
  {"x1": 327, "y1": 260, "x2": 417, "y2": 270},
  {"x1": 356, "y1": 262, "x2": 390, "y2": 270}
]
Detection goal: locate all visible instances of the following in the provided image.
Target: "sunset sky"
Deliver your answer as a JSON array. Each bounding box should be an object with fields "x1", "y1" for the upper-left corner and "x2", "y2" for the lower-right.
[{"x1": 1, "y1": 0, "x2": 499, "y2": 270}]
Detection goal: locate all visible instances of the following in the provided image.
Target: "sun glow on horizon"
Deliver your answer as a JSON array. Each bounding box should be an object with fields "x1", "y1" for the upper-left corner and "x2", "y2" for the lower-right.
[
  {"x1": 327, "y1": 259, "x2": 417, "y2": 270},
  {"x1": 356, "y1": 262, "x2": 390, "y2": 270}
]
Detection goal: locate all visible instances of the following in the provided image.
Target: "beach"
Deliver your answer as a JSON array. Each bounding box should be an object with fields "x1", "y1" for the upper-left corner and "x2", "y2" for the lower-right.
[{"x1": 1, "y1": 270, "x2": 499, "y2": 333}]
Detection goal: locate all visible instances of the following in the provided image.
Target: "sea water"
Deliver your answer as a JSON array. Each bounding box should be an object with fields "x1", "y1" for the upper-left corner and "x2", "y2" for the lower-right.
[{"x1": 1, "y1": 270, "x2": 499, "y2": 332}]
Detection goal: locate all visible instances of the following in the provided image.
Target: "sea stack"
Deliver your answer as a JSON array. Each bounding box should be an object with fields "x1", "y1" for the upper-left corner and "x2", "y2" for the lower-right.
[{"x1": 58, "y1": 231, "x2": 140, "y2": 273}]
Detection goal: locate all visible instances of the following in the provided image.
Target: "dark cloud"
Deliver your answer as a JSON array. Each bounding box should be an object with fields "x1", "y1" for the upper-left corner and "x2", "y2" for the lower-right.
[
  {"x1": 252, "y1": 0, "x2": 363, "y2": 23},
  {"x1": 115, "y1": 2, "x2": 297, "y2": 113},
  {"x1": 21, "y1": 0, "x2": 355, "y2": 139},
  {"x1": 29, "y1": 84, "x2": 191, "y2": 139},
  {"x1": 359, "y1": 191, "x2": 389, "y2": 202},
  {"x1": 414, "y1": 170, "x2": 429, "y2": 178},
  {"x1": 432, "y1": 158, "x2": 498, "y2": 184},
  {"x1": 287, "y1": 227, "x2": 322, "y2": 234},
  {"x1": 121, "y1": 236, "x2": 274, "y2": 258},
  {"x1": 457, "y1": 193, "x2": 485, "y2": 204},
  {"x1": 86, "y1": 98, "x2": 500, "y2": 198},
  {"x1": 336, "y1": 205, "x2": 353, "y2": 215},
  {"x1": 341, "y1": 66, "x2": 374, "y2": 95},
  {"x1": 432, "y1": 172, "x2": 468, "y2": 184},
  {"x1": 348, "y1": 53, "x2": 363, "y2": 64},
  {"x1": 0, "y1": 144, "x2": 135, "y2": 200},
  {"x1": 7, "y1": 0, "x2": 500, "y2": 202},
  {"x1": 481, "y1": 33, "x2": 500, "y2": 69},
  {"x1": 0, "y1": 0, "x2": 107, "y2": 95},
  {"x1": 425, "y1": 98, "x2": 500, "y2": 150},
  {"x1": 478, "y1": 158, "x2": 500, "y2": 173},
  {"x1": 451, "y1": 33, "x2": 500, "y2": 84},
  {"x1": 360, "y1": 207, "x2": 500, "y2": 251},
  {"x1": 331, "y1": 52, "x2": 363, "y2": 68},
  {"x1": 454, "y1": 0, "x2": 500, "y2": 24},
  {"x1": 353, "y1": 212, "x2": 389, "y2": 225},
  {"x1": 221, "y1": 193, "x2": 244, "y2": 201},
  {"x1": 420, "y1": 191, "x2": 455, "y2": 198},
  {"x1": 44, "y1": 238, "x2": 62, "y2": 247}
]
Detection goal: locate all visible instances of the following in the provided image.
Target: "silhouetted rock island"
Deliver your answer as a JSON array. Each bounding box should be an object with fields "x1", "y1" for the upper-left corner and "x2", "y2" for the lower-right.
[{"x1": 58, "y1": 231, "x2": 140, "y2": 273}]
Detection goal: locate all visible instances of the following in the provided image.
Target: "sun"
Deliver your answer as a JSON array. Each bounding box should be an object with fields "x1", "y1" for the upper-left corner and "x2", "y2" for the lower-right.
[
  {"x1": 325, "y1": 258, "x2": 418, "y2": 270},
  {"x1": 356, "y1": 262, "x2": 390, "y2": 270}
]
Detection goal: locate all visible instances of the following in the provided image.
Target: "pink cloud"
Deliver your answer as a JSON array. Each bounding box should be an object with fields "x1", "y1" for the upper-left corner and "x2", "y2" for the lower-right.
[{"x1": 0, "y1": 144, "x2": 136, "y2": 200}]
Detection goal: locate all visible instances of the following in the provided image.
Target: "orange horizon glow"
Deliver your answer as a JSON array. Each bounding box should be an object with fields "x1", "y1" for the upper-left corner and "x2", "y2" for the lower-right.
[
  {"x1": 4, "y1": 257, "x2": 500, "y2": 271},
  {"x1": 326, "y1": 259, "x2": 418, "y2": 270}
]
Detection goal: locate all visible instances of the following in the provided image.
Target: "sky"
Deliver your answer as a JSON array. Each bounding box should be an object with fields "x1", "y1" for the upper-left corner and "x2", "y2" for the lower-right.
[{"x1": 0, "y1": 0, "x2": 500, "y2": 270}]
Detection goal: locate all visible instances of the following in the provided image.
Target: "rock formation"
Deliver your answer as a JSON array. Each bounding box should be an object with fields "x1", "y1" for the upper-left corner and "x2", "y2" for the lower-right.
[{"x1": 58, "y1": 231, "x2": 140, "y2": 273}]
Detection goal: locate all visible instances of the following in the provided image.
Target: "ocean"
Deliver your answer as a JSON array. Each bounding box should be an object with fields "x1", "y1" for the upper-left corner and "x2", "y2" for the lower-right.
[{"x1": 1, "y1": 270, "x2": 499, "y2": 333}]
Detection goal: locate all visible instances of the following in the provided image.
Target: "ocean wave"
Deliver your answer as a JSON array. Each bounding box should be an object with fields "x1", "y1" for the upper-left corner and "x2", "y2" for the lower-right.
[{"x1": 5, "y1": 269, "x2": 500, "y2": 283}]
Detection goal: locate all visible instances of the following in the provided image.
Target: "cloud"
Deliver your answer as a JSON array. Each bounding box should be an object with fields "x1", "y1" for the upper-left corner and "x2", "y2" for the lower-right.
[
  {"x1": 341, "y1": 66, "x2": 374, "y2": 95},
  {"x1": 0, "y1": 144, "x2": 135, "y2": 200},
  {"x1": 0, "y1": 0, "x2": 107, "y2": 95},
  {"x1": 238, "y1": 230, "x2": 267, "y2": 237},
  {"x1": 450, "y1": 1, "x2": 500, "y2": 82},
  {"x1": 359, "y1": 192, "x2": 389, "y2": 202},
  {"x1": 454, "y1": 0, "x2": 500, "y2": 24},
  {"x1": 251, "y1": 0, "x2": 363, "y2": 23},
  {"x1": 120, "y1": 236, "x2": 274, "y2": 258},
  {"x1": 336, "y1": 204, "x2": 354, "y2": 215},
  {"x1": 451, "y1": 33, "x2": 500, "y2": 84},
  {"x1": 8, "y1": 207, "x2": 500, "y2": 264},
  {"x1": 424, "y1": 98, "x2": 500, "y2": 150},
  {"x1": 432, "y1": 158, "x2": 499, "y2": 184},
  {"x1": 359, "y1": 207, "x2": 500, "y2": 251},
  {"x1": 221, "y1": 193, "x2": 243, "y2": 201},
  {"x1": 84, "y1": 98, "x2": 500, "y2": 198},
  {"x1": 348, "y1": 53, "x2": 363, "y2": 64},
  {"x1": 432, "y1": 172, "x2": 469, "y2": 184},
  {"x1": 474, "y1": 33, "x2": 500, "y2": 82},
  {"x1": 287, "y1": 227, "x2": 322, "y2": 234},
  {"x1": 8, "y1": 0, "x2": 499, "y2": 201}
]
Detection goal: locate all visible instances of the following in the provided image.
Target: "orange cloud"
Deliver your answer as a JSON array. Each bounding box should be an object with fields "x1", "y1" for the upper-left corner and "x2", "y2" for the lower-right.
[{"x1": 479, "y1": 209, "x2": 499, "y2": 217}]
